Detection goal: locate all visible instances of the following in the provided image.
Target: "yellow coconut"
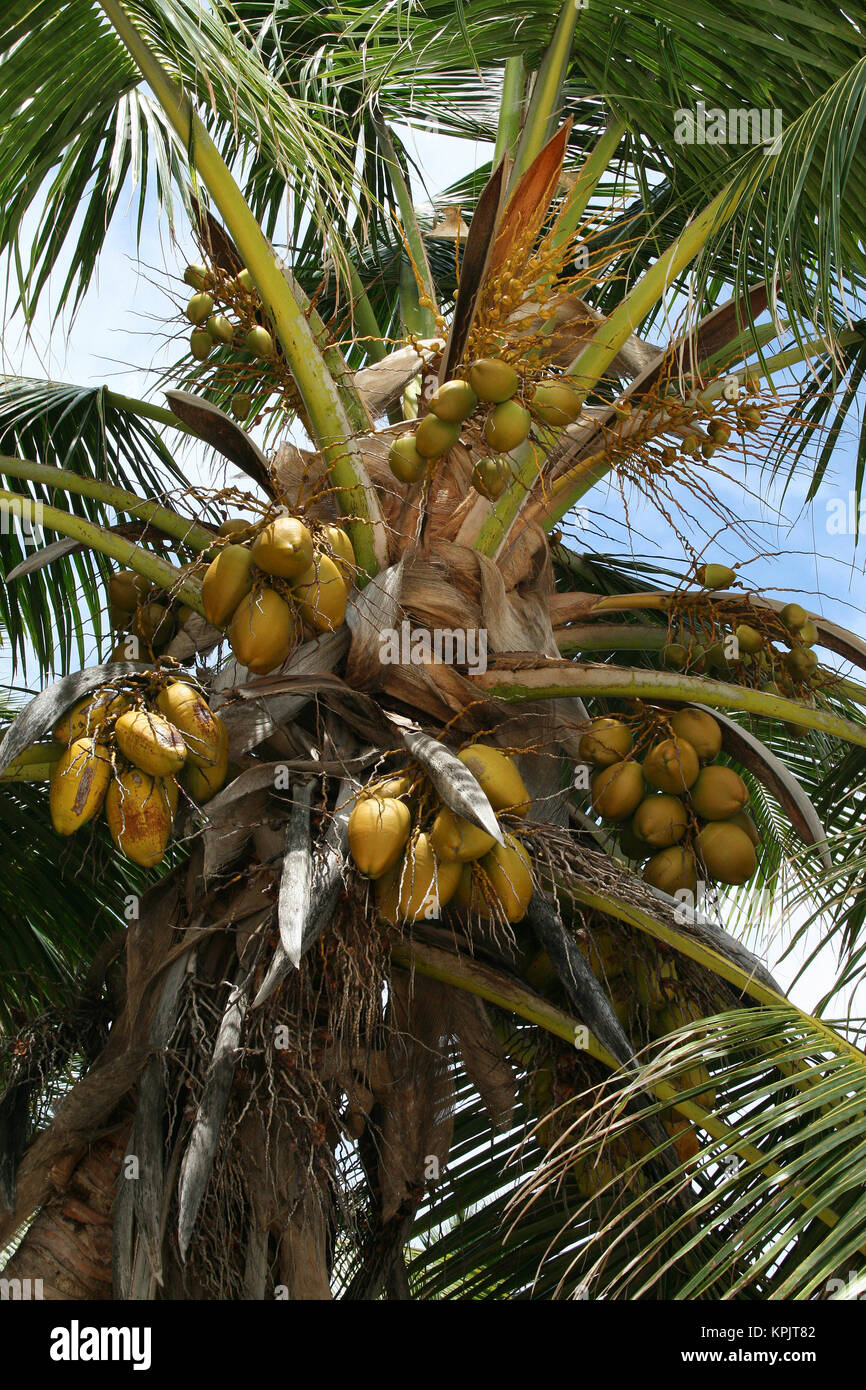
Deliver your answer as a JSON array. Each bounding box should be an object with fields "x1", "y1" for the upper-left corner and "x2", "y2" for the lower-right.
[
  {"x1": 468, "y1": 358, "x2": 518, "y2": 403},
  {"x1": 156, "y1": 681, "x2": 227, "y2": 768},
  {"x1": 54, "y1": 687, "x2": 126, "y2": 744},
  {"x1": 105, "y1": 768, "x2": 175, "y2": 868},
  {"x1": 643, "y1": 846, "x2": 698, "y2": 897},
  {"x1": 632, "y1": 794, "x2": 689, "y2": 848},
  {"x1": 374, "y1": 866, "x2": 401, "y2": 925},
  {"x1": 429, "y1": 804, "x2": 496, "y2": 862},
  {"x1": 290, "y1": 552, "x2": 348, "y2": 632},
  {"x1": 642, "y1": 737, "x2": 700, "y2": 794},
  {"x1": 669, "y1": 709, "x2": 722, "y2": 763},
  {"x1": 729, "y1": 809, "x2": 760, "y2": 845},
  {"x1": 229, "y1": 587, "x2": 299, "y2": 674},
  {"x1": 478, "y1": 834, "x2": 533, "y2": 923},
  {"x1": 348, "y1": 795, "x2": 412, "y2": 879},
  {"x1": 49, "y1": 738, "x2": 111, "y2": 835},
  {"x1": 361, "y1": 772, "x2": 413, "y2": 800},
  {"x1": 483, "y1": 400, "x2": 531, "y2": 453},
  {"x1": 109, "y1": 569, "x2": 150, "y2": 612},
  {"x1": 251, "y1": 515, "x2": 314, "y2": 580},
  {"x1": 530, "y1": 379, "x2": 581, "y2": 426},
  {"x1": 320, "y1": 524, "x2": 355, "y2": 580},
  {"x1": 202, "y1": 544, "x2": 255, "y2": 627},
  {"x1": 689, "y1": 764, "x2": 749, "y2": 820},
  {"x1": 456, "y1": 744, "x2": 530, "y2": 816},
  {"x1": 579, "y1": 717, "x2": 633, "y2": 767},
  {"x1": 183, "y1": 745, "x2": 229, "y2": 804},
  {"x1": 696, "y1": 821, "x2": 757, "y2": 885},
  {"x1": 397, "y1": 834, "x2": 463, "y2": 922},
  {"x1": 591, "y1": 760, "x2": 645, "y2": 822},
  {"x1": 115, "y1": 709, "x2": 187, "y2": 777},
  {"x1": 429, "y1": 379, "x2": 477, "y2": 422},
  {"x1": 415, "y1": 414, "x2": 461, "y2": 459}
]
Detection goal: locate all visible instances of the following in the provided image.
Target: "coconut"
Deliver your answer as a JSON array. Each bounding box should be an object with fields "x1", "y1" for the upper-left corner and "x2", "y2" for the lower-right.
[
  {"x1": 471, "y1": 456, "x2": 510, "y2": 500},
  {"x1": 728, "y1": 809, "x2": 760, "y2": 845},
  {"x1": 468, "y1": 358, "x2": 518, "y2": 403},
  {"x1": 115, "y1": 709, "x2": 187, "y2": 778},
  {"x1": 591, "y1": 760, "x2": 645, "y2": 822},
  {"x1": 348, "y1": 795, "x2": 412, "y2": 879},
  {"x1": 696, "y1": 820, "x2": 757, "y2": 885},
  {"x1": 415, "y1": 414, "x2": 460, "y2": 459},
  {"x1": 617, "y1": 820, "x2": 652, "y2": 861},
  {"x1": 689, "y1": 764, "x2": 749, "y2": 820},
  {"x1": 186, "y1": 292, "x2": 213, "y2": 325},
  {"x1": 642, "y1": 737, "x2": 699, "y2": 794},
  {"x1": 235, "y1": 268, "x2": 254, "y2": 293},
  {"x1": 643, "y1": 846, "x2": 698, "y2": 897},
  {"x1": 429, "y1": 379, "x2": 477, "y2": 422},
  {"x1": 245, "y1": 326, "x2": 274, "y2": 359},
  {"x1": 456, "y1": 744, "x2": 530, "y2": 816},
  {"x1": 183, "y1": 263, "x2": 209, "y2": 290},
  {"x1": 388, "y1": 434, "x2": 428, "y2": 482},
  {"x1": 183, "y1": 745, "x2": 228, "y2": 804},
  {"x1": 800, "y1": 618, "x2": 819, "y2": 647},
  {"x1": 156, "y1": 682, "x2": 226, "y2": 769},
  {"x1": 698, "y1": 563, "x2": 735, "y2": 589},
  {"x1": 206, "y1": 313, "x2": 234, "y2": 343},
  {"x1": 483, "y1": 400, "x2": 530, "y2": 453},
  {"x1": 231, "y1": 394, "x2": 252, "y2": 419},
  {"x1": 361, "y1": 772, "x2": 412, "y2": 801},
  {"x1": 49, "y1": 738, "x2": 111, "y2": 835},
  {"x1": 290, "y1": 552, "x2": 348, "y2": 632},
  {"x1": 229, "y1": 587, "x2": 299, "y2": 673},
  {"x1": 430, "y1": 804, "x2": 496, "y2": 862},
  {"x1": 478, "y1": 834, "x2": 533, "y2": 923},
  {"x1": 708, "y1": 421, "x2": 731, "y2": 445},
  {"x1": 105, "y1": 768, "x2": 175, "y2": 868},
  {"x1": 190, "y1": 330, "x2": 212, "y2": 362},
  {"x1": 578, "y1": 717, "x2": 633, "y2": 767},
  {"x1": 109, "y1": 569, "x2": 150, "y2": 612},
  {"x1": 320, "y1": 524, "x2": 355, "y2": 580},
  {"x1": 54, "y1": 688, "x2": 125, "y2": 744},
  {"x1": 217, "y1": 518, "x2": 250, "y2": 539},
  {"x1": 397, "y1": 834, "x2": 463, "y2": 922},
  {"x1": 662, "y1": 642, "x2": 687, "y2": 670},
  {"x1": 735, "y1": 623, "x2": 763, "y2": 655},
  {"x1": 251, "y1": 515, "x2": 314, "y2": 580},
  {"x1": 633, "y1": 794, "x2": 688, "y2": 848},
  {"x1": 780, "y1": 602, "x2": 807, "y2": 632},
  {"x1": 530, "y1": 380, "x2": 581, "y2": 426},
  {"x1": 785, "y1": 646, "x2": 818, "y2": 680},
  {"x1": 669, "y1": 709, "x2": 722, "y2": 762},
  {"x1": 203, "y1": 544, "x2": 257, "y2": 628},
  {"x1": 666, "y1": 1115, "x2": 700, "y2": 1166},
  {"x1": 133, "y1": 603, "x2": 174, "y2": 648}
]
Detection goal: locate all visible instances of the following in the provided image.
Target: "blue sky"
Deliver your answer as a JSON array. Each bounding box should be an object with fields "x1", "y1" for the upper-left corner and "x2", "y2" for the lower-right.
[{"x1": 3, "y1": 124, "x2": 863, "y2": 1014}]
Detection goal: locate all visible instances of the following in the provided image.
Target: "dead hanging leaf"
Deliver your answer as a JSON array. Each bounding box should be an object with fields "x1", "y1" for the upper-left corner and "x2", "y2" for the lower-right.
[
  {"x1": 277, "y1": 782, "x2": 314, "y2": 967},
  {"x1": 164, "y1": 391, "x2": 275, "y2": 497},
  {"x1": 355, "y1": 340, "x2": 443, "y2": 418},
  {"x1": 4, "y1": 537, "x2": 83, "y2": 580},
  {"x1": 379, "y1": 973, "x2": 455, "y2": 1223},
  {"x1": 698, "y1": 704, "x2": 831, "y2": 869},
  {"x1": 450, "y1": 993, "x2": 517, "y2": 1130},
  {"x1": 399, "y1": 727, "x2": 505, "y2": 847},
  {"x1": 165, "y1": 612, "x2": 223, "y2": 662},
  {"x1": 345, "y1": 557, "x2": 405, "y2": 690},
  {"x1": 439, "y1": 157, "x2": 508, "y2": 383}
]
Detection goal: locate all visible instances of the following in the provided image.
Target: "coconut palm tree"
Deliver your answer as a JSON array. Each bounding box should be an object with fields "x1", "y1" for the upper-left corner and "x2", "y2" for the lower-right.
[{"x1": 1, "y1": 0, "x2": 866, "y2": 1300}]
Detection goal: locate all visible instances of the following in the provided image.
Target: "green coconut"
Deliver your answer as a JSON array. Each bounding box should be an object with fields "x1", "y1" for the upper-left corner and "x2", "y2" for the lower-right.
[
  {"x1": 468, "y1": 358, "x2": 518, "y2": 404},
  {"x1": 642, "y1": 738, "x2": 700, "y2": 794},
  {"x1": 578, "y1": 718, "x2": 633, "y2": 768},
  {"x1": 415, "y1": 414, "x2": 460, "y2": 459},
  {"x1": 483, "y1": 400, "x2": 531, "y2": 453},
  {"x1": 429, "y1": 379, "x2": 477, "y2": 422},
  {"x1": 669, "y1": 709, "x2": 722, "y2": 763}
]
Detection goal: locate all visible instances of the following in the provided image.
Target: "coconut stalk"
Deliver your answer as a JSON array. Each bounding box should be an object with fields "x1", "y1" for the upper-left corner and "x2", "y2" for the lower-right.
[
  {"x1": 548, "y1": 116, "x2": 628, "y2": 255},
  {"x1": 0, "y1": 456, "x2": 216, "y2": 552},
  {"x1": 393, "y1": 940, "x2": 859, "y2": 1249},
  {"x1": 374, "y1": 119, "x2": 439, "y2": 337},
  {"x1": 509, "y1": 0, "x2": 581, "y2": 187},
  {"x1": 493, "y1": 57, "x2": 526, "y2": 164},
  {"x1": 0, "y1": 491, "x2": 205, "y2": 613},
  {"x1": 99, "y1": 0, "x2": 384, "y2": 579},
  {"x1": 469, "y1": 661, "x2": 866, "y2": 746}
]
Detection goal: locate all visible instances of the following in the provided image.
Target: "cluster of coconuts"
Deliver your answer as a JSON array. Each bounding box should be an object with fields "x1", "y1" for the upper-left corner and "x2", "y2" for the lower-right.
[
  {"x1": 387, "y1": 357, "x2": 581, "y2": 499},
  {"x1": 580, "y1": 707, "x2": 759, "y2": 895},
  {"x1": 654, "y1": 385, "x2": 763, "y2": 464},
  {"x1": 201, "y1": 516, "x2": 355, "y2": 675},
  {"x1": 662, "y1": 564, "x2": 821, "y2": 691},
  {"x1": 48, "y1": 675, "x2": 228, "y2": 867},
  {"x1": 107, "y1": 567, "x2": 201, "y2": 659},
  {"x1": 347, "y1": 744, "x2": 534, "y2": 925},
  {"x1": 182, "y1": 262, "x2": 273, "y2": 417}
]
